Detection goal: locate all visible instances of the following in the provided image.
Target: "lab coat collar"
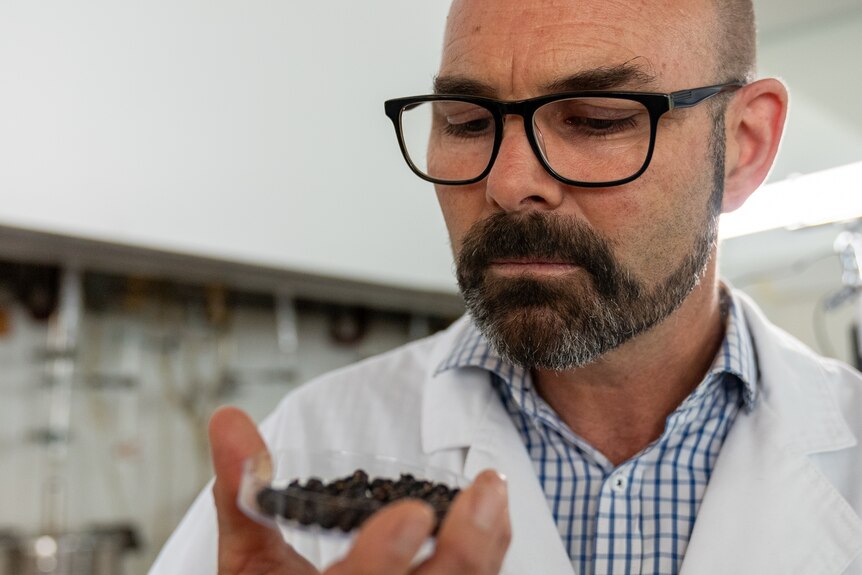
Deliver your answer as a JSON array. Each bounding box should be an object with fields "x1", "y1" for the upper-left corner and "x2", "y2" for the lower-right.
[
  {"x1": 680, "y1": 291, "x2": 862, "y2": 574},
  {"x1": 421, "y1": 316, "x2": 490, "y2": 455},
  {"x1": 421, "y1": 316, "x2": 575, "y2": 574}
]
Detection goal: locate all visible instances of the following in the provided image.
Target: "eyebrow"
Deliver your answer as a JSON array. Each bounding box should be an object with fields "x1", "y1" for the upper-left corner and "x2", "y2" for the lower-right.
[
  {"x1": 433, "y1": 63, "x2": 658, "y2": 98},
  {"x1": 544, "y1": 64, "x2": 658, "y2": 93},
  {"x1": 433, "y1": 76, "x2": 498, "y2": 98}
]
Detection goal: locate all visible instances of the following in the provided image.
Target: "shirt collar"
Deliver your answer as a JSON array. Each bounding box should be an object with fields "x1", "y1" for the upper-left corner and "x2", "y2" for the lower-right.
[
  {"x1": 705, "y1": 287, "x2": 760, "y2": 410},
  {"x1": 436, "y1": 287, "x2": 760, "y2": 412}
]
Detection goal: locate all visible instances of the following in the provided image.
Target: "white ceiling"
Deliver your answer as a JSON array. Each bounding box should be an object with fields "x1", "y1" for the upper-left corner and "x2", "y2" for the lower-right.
[{"x1": 755, "y1": 0, "x2": 862, "y2": 36}]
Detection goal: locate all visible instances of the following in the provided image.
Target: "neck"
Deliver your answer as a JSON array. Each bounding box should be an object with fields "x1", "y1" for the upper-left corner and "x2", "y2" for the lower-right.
[{"x1": 531, "y1": 267, "x2": 726, "y2": 466}]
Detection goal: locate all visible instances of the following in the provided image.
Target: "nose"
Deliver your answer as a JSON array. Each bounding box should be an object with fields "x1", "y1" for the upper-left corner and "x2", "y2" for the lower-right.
[{"x1": 484, "y1": 117, "x2": 565, "y2": 212}]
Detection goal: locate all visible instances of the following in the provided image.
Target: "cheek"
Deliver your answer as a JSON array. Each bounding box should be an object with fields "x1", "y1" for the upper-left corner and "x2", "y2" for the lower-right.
[
  {"x1": 644, "y1": 166, "x2": 716, "y2": 271},
  {"x1": 579, "y1": 132, "x2": 716, "y2": 281},
  {"x1": 435, "y1": 185, "x2": 488, "y2": 255}
]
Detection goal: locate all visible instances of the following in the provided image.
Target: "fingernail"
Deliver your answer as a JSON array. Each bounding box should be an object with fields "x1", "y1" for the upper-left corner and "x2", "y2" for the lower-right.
[
  {"x1": 473, "y1": 473, "x2": 507, "y2": 531},
  {"x1": 393, "y1": 506, "x2": 434, "y2": 558}
]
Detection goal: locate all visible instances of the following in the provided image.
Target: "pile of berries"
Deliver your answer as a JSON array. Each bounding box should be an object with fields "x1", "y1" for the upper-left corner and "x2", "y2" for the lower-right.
[{"x1": 256, "y1": 469, "x2": 461, "y2": 533}]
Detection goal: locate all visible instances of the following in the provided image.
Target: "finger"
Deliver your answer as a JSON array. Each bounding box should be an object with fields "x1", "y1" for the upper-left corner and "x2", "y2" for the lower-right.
[
  {"x1": 210, "y1": 406, "x2": 272, "y2": 536},
  {"x1": 326, "y1": 500, "x2": 436, "y2": 575},
  {"x1": 413, "y1": 469, "x2": 511, "y2": 575},
  {"x1": 209, "y1": 406, "x2": 315, "y2": 573}
]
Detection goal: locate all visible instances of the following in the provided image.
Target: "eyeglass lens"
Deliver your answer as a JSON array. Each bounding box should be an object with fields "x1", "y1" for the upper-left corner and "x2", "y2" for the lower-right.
[{"x1": 398, "y1": 98, "x2": 652, "y2": 184}]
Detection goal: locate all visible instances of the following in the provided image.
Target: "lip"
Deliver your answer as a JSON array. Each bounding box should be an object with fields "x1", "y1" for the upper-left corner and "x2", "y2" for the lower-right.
[{"x1": 488, "y1": 259, "x2": 579, "y2": 275}]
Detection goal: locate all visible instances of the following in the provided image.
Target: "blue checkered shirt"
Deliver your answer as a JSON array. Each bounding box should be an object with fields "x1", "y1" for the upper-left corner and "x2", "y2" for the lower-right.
[{"x1": 437, "y1": 291, "x2": 759, "y2": 575}]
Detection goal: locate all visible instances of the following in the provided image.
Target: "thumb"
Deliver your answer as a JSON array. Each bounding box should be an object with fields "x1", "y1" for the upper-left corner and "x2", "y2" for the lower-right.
[
  {"x1": 209, "y1": 406, "x2": 315, "y2": 573},
  {"x1": 210, "y1": 406, "x2": 271, "y2": 534}
]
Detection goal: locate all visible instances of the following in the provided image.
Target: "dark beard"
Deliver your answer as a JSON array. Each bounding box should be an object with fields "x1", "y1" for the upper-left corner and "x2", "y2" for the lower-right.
[{"x1": 455, "y1": 121, "x2": 725, "y2": 371}]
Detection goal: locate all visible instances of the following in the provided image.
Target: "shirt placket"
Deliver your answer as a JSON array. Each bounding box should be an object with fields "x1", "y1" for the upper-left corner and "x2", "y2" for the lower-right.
[{"x1": 593, "y1": 463, "x2": 643, "y2": 575}]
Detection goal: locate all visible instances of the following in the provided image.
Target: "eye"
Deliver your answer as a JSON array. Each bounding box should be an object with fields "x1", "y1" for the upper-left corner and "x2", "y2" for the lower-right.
[
  {"x1": 444, "y1": 117, "x2": 494, "y2": 138},
  {"x1": 541, "y1": 98, "x2": 648, "y2": 140},
  {"x1": 564, "y1": 114, "x2": 640, "y2": 135},
  {"x1": 432, "y1": 102, "x2": 495, "y2": 139}
]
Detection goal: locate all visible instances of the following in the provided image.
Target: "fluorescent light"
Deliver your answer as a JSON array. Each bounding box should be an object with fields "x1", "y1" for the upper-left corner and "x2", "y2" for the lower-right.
[{"x1": 719, "y1": 160, "x2": 862, "y2": 239}]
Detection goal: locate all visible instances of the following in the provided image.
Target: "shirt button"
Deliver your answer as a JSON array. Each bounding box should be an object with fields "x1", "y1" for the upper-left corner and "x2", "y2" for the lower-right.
[{"x1": 611, "y1": 474, "x2": 628, "y2": 493}]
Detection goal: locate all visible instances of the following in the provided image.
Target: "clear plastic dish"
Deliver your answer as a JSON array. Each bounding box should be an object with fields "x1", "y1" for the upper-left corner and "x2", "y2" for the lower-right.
[{"x1": 238, "y1": 449, "x2": 468, "y2": 538}]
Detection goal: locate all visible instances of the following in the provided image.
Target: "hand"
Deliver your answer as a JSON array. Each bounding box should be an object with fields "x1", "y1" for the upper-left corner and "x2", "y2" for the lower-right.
[{"x1": 209, "y1": 406, "x2": 512, "y2": 575}]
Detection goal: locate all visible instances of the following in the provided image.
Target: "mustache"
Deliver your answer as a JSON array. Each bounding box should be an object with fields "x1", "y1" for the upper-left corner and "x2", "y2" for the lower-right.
[
  {"x1": 458, "y1": 210, "x2": 613, "y2": 268},
  {"x1": 455, "y1": 211, "x2": 644, "y2": 301}
]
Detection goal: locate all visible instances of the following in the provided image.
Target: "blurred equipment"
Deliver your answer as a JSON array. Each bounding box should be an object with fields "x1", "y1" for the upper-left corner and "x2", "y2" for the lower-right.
[
  {"x1": 826, "y1": 228, "x2": 862, "y2": 309},
  {"x1": 0, "y1": 532, "x2": 20, "y2": 575},
  {"x1": 836, "y1": 227, "x2": 862, "y2": 370},
  {"x1": 824, "y1": 226, "x2": 862, "y2": 369},
  {"x1": 0, "y1": 525, "x2": 139, "y2": 575},
  {"x1": 853, "y1": 324, "x2": 862, "y2": 371},
  {"x1": 35, "y1": 267, "x2": 83, "y2": 536}
]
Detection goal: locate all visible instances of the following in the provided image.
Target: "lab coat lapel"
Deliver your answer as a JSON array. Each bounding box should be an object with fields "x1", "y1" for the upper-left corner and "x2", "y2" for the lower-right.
[
  {"x1": 680, "y1": 294, "x2": 862, "y2": 575},
  {"x1": 680, "y1": 401, "x2": 862, "y2": 575},
  {"x1": 463, "y1": 390, "x2": 575, "y2": 575},
  {"x1": 422, "y1": 318, "x2": 574, "y2": 575}
]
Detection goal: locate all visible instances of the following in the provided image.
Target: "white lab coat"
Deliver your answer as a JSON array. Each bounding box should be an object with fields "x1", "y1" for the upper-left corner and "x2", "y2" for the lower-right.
[{"x1": 150, "y1": 290, "x2": 862, "y2": 574}]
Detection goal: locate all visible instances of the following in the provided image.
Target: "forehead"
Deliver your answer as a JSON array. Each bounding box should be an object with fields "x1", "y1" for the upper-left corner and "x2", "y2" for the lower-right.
[{"x1": 440, "y1": 0, "x2": 717, "y2": 96}]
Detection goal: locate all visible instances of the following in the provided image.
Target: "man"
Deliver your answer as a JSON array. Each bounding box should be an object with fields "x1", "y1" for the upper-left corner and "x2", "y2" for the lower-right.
[{"x1": 152, "y1": 0, "x2": 862, "y2": 573}]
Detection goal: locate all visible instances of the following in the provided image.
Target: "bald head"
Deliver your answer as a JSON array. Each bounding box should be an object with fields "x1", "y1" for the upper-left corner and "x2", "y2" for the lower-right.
[
  {"x1": 443, "y1": 0, "x2": 757, "y2": 88},
  {"x1": 712, "y1": 0, "x2": 757, "y2": 82}
]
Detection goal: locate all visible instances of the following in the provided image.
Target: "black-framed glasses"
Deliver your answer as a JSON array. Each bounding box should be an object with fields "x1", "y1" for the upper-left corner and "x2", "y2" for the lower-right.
[{"x1": 384, "y1": 83, "x2": 743, "y2": 188}]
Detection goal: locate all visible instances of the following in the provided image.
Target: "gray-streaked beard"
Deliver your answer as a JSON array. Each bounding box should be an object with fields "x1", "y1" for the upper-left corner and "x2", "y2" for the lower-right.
[{"x1": 455, "y1": 124, "x2": 724, "y2": 371}]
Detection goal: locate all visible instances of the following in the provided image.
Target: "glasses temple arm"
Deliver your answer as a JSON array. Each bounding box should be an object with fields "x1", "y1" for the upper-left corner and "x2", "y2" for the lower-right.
[{"x1": 670, "y1": 83, "x2": 744, "y2": 110}]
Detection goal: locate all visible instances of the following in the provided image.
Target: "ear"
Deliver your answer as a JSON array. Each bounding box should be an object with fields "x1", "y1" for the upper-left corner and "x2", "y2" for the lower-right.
[{"x1": 721, "y1": 78, "x2": 789, "y2": 213}]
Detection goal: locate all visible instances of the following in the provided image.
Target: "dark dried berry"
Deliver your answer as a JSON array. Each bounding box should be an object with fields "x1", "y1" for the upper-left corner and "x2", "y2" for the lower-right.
[
  {"x1": 336, "y1": 508, "x2": 358, "y2": 532},
  {"x1": 316, "y1": 500, "x2": 340, "y2": 529},
  {"x1": 256, "y1": 468, "x2": 460, "y2": 534},
  {"x1": 282, "y1": 484, "x2": 304, "y2": 521},
  {"x1": 344, "y1": 483, "x2": 365, "y2": 499},
  {"x1": 298, "y1": 501, "x2": 316, "y2": 526},
  {"x1": 256, "y1": 487, "x2": 283, "y2": 517}
]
